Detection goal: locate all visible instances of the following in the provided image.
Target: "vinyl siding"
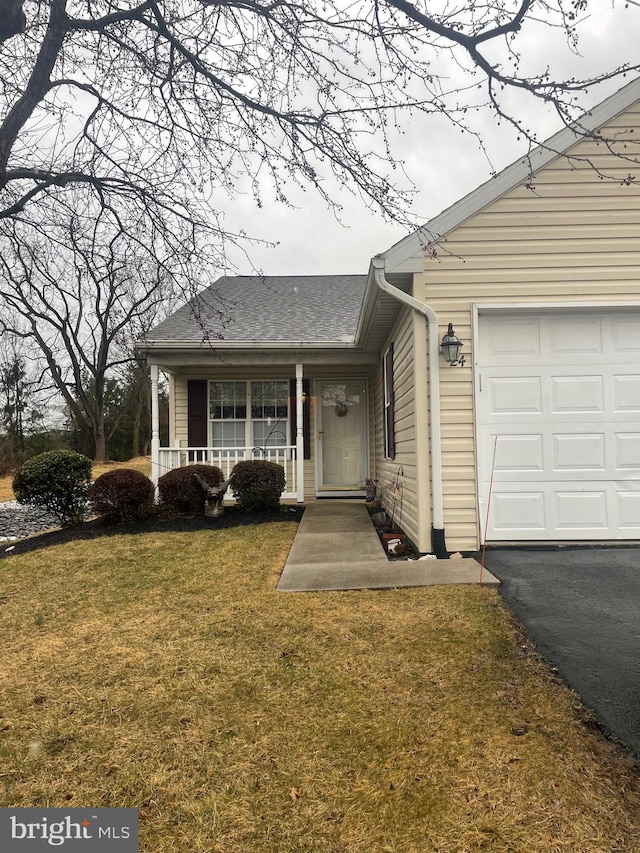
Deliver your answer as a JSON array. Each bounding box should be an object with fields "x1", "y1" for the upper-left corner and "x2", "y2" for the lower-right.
[
  {"x1": 374, "y1": 306, "x2": 427, "y2": 551},
  {"x1": 418, "y1": 105, "x2": 640, "y2": 552},
  {"x1": 168, "y1": 374, "x2": 176, "y2": 447}
]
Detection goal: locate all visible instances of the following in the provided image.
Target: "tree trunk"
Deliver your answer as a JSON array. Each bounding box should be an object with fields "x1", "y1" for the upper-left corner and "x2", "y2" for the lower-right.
[
  {"x1": 94, "y1": 424, "x2": 108, "y2": 463},
  {"x1": 132, "y1": 388, "x2": 145, "y2": 458}
]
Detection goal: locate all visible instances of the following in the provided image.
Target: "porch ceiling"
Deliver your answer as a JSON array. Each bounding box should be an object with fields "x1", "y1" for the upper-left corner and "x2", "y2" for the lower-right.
[{"x1": 356, "y1": 278, "x2": 408, "y2": 352}]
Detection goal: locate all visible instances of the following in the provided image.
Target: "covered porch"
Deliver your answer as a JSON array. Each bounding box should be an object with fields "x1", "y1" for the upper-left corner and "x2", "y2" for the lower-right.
[
  {"x1": 147, "y1": 358, "x2": 376, "y2": 504},
  {"x1": 149, "y1": 364, "x2": 308, "y2": 502}
]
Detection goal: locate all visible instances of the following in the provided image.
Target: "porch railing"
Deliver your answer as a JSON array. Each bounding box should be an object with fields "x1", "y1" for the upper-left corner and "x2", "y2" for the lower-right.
[{"x1": 155, "y1": 445, "x2": 300, "y2": 500}]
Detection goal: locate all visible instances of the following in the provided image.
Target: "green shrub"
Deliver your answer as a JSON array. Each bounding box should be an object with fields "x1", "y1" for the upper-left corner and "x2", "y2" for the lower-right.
[
  {"x1": 12, "y1": 450, "x2": 92, "y2": 526},
  {"x1": 157, "y1": 464, "x2": 224, "y2": 514},
  {"x1": 230, "y1": 460, "x2": 285, "y2": 512},
  {"x1": 89, "y1": 468, "x2": 155, "y2": 523}
]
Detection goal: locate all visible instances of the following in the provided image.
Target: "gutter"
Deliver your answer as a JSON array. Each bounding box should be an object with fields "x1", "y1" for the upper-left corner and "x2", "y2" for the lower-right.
[
  {"x1": 371, "y1": 256, "x2": 448, "y2": 558},
  {"x1": 138, "y1": 339, "x2": 360, "y2": 350}
]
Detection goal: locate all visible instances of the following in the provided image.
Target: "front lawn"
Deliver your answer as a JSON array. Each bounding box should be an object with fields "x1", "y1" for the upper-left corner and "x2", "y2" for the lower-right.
[{"x1": 0, "y1": 524, "x2": 638, "y2": 851}]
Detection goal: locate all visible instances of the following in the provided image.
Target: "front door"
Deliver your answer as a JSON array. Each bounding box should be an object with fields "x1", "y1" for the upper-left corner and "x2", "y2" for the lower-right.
[{"x1": 317, "y1": 379, "x2": 368, "y2": 493}]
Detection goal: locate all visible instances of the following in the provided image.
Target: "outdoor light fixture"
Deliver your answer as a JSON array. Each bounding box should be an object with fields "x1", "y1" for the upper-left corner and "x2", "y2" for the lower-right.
[{"x1": 440, "y1": 323, "x2": 465, "y2": 367}]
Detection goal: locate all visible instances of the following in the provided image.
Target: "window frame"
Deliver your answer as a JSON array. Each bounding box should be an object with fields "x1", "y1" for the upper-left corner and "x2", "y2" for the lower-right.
[
  {"x1": 382, "y1": 345, "x2": 395, "y2": 460},
  {"x1": 208, "y1": 379, "x2": 290, "y2": 450}
]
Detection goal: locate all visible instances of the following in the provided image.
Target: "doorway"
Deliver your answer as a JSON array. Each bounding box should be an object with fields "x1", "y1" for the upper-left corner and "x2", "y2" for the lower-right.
[{"x1": 316, "y1": 379, "x2": 368, "y2": 494}]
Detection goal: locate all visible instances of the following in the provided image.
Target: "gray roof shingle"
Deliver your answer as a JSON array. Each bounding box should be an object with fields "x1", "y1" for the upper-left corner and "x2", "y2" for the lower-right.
[{"x1": 146, "y1": 275, "x2": 368, "y2": 344}]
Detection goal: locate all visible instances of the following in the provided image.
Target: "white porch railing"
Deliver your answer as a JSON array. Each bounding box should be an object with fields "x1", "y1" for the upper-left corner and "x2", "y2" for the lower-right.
[{"x1": 156, "y1": 445, "x2": 300, "y2": 501}]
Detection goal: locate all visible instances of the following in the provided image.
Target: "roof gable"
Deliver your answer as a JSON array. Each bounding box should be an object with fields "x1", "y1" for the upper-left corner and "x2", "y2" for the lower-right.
[
  {"x1": 381, "y1": 75, "x2": 640, "y2": 274},
  {"x1": 145, "y1": 275, "x2": 368, "y2": 346}
]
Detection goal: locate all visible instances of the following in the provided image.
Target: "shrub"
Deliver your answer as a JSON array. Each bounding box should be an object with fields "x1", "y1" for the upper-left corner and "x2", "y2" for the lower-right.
[
  {"x1": 157, "y1": 464, "x2": 224, "y2": 514},
  {"x1": 12, "y1": 450, "x2": 92, "y2": 526},
  {"x1": 230, "y1": 460, "x2": 285, "y2": 512},
  {"x1": 89, "y1": 468, "x2": 155, "y2": 523}
]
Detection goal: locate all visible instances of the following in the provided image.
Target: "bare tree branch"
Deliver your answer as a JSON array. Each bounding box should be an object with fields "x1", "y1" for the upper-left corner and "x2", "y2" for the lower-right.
[
  {"x1": 0, "y1": 0, "x2": 26, "y2": 43},
  {"x1": 0, "y1": 194, "x2": 186, "y2": 460},
  {"x1": 1, "y1": 1, "x2": 638, "y2": 229},
  {"x1": 1, "y1": 1, "x2": 639, "y2": 451}
]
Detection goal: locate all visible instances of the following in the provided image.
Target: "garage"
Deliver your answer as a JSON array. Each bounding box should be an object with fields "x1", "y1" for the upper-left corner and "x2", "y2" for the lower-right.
[{"x1": 476, "y1": 309, "x2": 640, "y2": 541}]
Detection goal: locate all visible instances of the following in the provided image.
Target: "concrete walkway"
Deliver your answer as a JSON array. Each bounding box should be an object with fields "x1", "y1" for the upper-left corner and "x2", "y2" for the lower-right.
[{"x1": 277, "y1": 501, "x2": 499, "y2": 592}]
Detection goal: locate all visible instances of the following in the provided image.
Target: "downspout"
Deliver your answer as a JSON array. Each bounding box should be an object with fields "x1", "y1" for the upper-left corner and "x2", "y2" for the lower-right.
[{"x1": 371, "y1": 256, "x2": 448, "y2": 558}]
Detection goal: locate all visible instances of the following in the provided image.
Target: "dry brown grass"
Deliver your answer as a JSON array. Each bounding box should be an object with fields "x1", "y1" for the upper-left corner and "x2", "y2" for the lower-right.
[
  {"x1": 0, "y1": 456, "x2": 152, "y2": 502},
  {"x1": 0, "y1": 526, "x2": 639, "y2": 852},
  {"x1": 91, "y1": 456, "x2": 152, "y2": 480},
  {"x1": 0, "y1": 472, "x2": 16, "y2": 502}
]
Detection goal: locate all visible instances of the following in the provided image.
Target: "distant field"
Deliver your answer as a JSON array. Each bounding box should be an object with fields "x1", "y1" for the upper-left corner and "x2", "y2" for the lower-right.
[
  {"x1": 91, "y1": 456, "x2": 152, "y2": 480},
  {"x1": 0, "y1": 456, "x2": 152, "y2": 502}
]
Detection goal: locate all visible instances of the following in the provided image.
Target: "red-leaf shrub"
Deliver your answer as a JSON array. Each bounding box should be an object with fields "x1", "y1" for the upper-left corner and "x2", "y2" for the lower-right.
[
  {"x1": 89, "y1": 468, "x2": 155, "y2": 523},
  {"x1": 157, "y1": 464, "x2": 224, "y2": 514}
]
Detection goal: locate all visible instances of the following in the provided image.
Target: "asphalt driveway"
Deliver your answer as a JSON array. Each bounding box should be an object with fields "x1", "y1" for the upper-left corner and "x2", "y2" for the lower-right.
[{"x1": 482, "y1": 547, "x2": 640, "y2": 760}]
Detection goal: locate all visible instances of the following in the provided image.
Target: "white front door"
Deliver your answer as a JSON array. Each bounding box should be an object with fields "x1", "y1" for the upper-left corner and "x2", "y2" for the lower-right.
[
  {"x1": 477, "y1": 310, "x2": 640, "y2": 541},
  {"x1": 317, "y1": 379, "x2": 368, "y2": 492}
]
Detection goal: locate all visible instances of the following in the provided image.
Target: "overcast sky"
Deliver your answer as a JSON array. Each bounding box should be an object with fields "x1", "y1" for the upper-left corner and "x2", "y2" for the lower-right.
[{"x1": 220, "y1": 3, "x2": 640, "y2": 278}]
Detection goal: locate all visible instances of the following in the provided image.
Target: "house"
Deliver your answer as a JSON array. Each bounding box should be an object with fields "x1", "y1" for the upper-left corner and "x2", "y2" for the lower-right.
[{"x1": 139, "y1": 76, "x2": 640, "y2": 555}]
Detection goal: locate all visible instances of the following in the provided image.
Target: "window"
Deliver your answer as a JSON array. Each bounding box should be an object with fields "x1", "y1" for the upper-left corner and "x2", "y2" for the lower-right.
[
  {"x1": 250, "y1": 381, "x2": 289, "y2": 448},
  {"x1": 209, "y1": 382, "x2": 246, "y2": 448},
  {"x1": 209, "y1": 380, "x2": 289, "y2": 449},
  {"x1": 382, "y1": 345, "x2": 395, "y2": 459}
]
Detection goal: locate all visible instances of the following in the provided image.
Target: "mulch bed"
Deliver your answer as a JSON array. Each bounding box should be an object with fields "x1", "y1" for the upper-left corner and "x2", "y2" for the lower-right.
[{"x1": 0, "y1": 505, "x2": 304, "y2": 560}]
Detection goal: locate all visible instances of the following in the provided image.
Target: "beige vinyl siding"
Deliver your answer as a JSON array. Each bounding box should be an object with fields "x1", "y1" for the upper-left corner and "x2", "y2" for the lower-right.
[
  {"x1": 173, "y1": 376, "x2": 187, "y2": 448},
  {"x1": 374, "y1": 306, "x2": 426, "y2": 551},
  {"x1": 168, "y1": 374, "x2": 176, "y2": 447},
  {"x1": 171, "y1": 365, "x2": 374, "y2": 500},
  {"x1": 419, "y1": 106, "x2": 640, "y2": 552}
]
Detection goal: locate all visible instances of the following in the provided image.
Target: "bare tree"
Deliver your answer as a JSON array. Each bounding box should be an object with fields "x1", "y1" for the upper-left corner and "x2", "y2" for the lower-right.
[
  {"x1": 0, "y1": 333, "x2": 51, "y2": 470},
  {"x1": 1, "y1": 1, "x2": 639, "y2": 457},
  {"x1": 0, "y1": 348, "x2": 29, "y2": 466},
  {"x1": 0, "y1": 195, "x2": 181, "y2": 461},
  {"x1": 1, "y1": 0, "x2": 638, "y2": 240}
]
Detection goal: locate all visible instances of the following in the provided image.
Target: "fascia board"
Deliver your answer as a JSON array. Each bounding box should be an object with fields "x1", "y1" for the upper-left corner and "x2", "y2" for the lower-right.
[
  {"x1": 138, "y1": 339, "x2": 360, "y2": 350},
  {"x1": 353, "y1": 267, "x2": 378, "y2": 346},
  {"x1": 381, "y1": 75, "x2": 640, "y2": 274}
]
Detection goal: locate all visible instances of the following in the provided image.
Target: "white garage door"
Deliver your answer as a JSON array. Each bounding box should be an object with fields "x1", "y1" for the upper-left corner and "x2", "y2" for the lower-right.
[{"x1": 477, "y1": 311, "x2": 640, "y2": 541}]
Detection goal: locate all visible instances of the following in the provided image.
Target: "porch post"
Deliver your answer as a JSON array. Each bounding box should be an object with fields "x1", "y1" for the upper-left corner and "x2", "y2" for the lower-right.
[
  {"x1": 150, "y1": 364, "x2": 160, "y2": 484},
  {"x1": 295, "y1": 363, "x2": 305, "y2": 503}
]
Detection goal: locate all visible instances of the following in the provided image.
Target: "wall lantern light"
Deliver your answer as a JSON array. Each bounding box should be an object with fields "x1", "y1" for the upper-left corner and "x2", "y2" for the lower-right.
[{"x1": 440, "y1": 323, "x2": 465, "y2": 367}]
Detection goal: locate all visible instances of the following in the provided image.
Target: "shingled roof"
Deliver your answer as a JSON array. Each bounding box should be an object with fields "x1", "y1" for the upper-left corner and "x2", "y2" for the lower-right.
[{"x1": 145, "y1": 274, "x2": 368, "y2": 345}]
